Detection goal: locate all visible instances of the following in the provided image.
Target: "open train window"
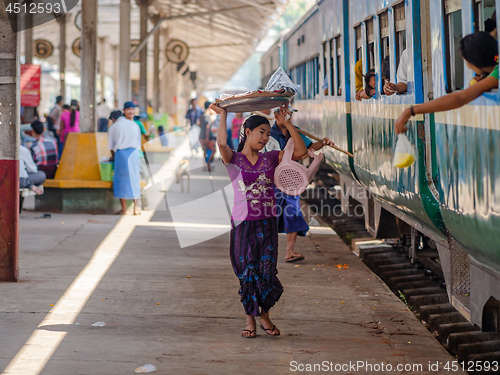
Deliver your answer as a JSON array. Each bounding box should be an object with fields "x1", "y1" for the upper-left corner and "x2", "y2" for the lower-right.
[
  {"x1": 444, "y1": 0, "x2": 464, "y2": 91},
  {"x1": 355, "y1": 24, "x2": 362, "y2": 61},
  {"x1": 380, "y1": 11, "x2": 389, "y2": 59},
  {"x1": 366, "y1": 18, "x2": 375, "y2": 70},
  {"x1": 394, "y1": 2, "x2": 406, "y2": 68},
  {"x1": 474, "y1": 0, "x2": 496, "y2": 32},
  {"x1": 380, "y1": 10, "x2": 390, "y2": 93},
  {"x1": 335, "y1": 35, "x2": 342, "y2": 96}
]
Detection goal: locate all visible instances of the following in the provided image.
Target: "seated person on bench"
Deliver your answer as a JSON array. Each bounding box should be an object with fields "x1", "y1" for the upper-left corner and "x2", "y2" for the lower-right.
[
  {"x1": 30, "y1": 119, "x2": 59, "y2": 179},
  {"x1": 20, "y1": 143, "x2": 46, "y2": 195}
]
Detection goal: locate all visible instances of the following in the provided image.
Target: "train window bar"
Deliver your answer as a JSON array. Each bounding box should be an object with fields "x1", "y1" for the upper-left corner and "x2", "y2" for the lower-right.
[
  {"x1": 355, "y1": 24, "x2": 363, "y2": 62},
  {"x1": 474, "y1": 0, "x2": 496, "y2": 32},
  {"x1": 335, "y1": 35, "x2": 342, "y2": 96},
  {"x1": 329, "y1": 39, "x2": 335, "y2": 97},
  {"x1": 380, "y1": 10, "x2": 390, "y2": 95},
  {"x1": 444, "y1": 0, "x2": 464, "y2": 92},
  {"x1": 394, "y1": 2, "x2": 406, "y2": 69},
  {"x1": 323, "y1": 41, "x2": 328, "y2": 96},
  {"x1": 366, "y1": 18, "x2": 375, "y2": 71}
]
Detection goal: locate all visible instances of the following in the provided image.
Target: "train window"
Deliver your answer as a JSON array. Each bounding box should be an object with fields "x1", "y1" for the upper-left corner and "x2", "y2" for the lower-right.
[
  {"x1": 329, "y1": 39, "x2": 335, "y2": 96},
  {"x1": 394, "y1": 2, "x2": 406, "y2": 68},
  {"x1": 291, "y1": 56, "x2": 320, "y2": 100},
  {"x1": 444, "y1": 0, "x2": 464, "y2": 91},
  {"x1": 355, "y1": 24, "x2": 362, "y2": 61},
  {"x1": 366, "y1": 18, "x2": 375, "y2": 70},
  {"x1": 380, "y1": 11, "x2": 389, "y2": 59},
  {"x1": 335, "y1": 35, "x2": 342, "y2": 96},
  {"x1": 380, "y1": 10, "x2": 390, "y2": 94},
  {"x1": 474, "y1": 0, "x2": 496, "y2": 32}
]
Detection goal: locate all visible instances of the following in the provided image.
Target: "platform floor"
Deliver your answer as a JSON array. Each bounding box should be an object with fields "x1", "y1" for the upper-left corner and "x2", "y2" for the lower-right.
[{"x1": 1, "y1": 142, "x2": 464, "y2": 375}]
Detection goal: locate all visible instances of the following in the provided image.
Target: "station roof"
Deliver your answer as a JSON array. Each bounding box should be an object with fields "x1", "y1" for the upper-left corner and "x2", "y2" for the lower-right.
[{"x1": 27, "y1": 0, "x2": 289, "y2": 90}]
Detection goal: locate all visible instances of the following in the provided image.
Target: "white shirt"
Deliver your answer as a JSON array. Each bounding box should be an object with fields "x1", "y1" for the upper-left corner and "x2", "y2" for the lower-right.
[
  {"x1": 108, "y1": 117, "x2": 141, "y2": 152},
  {"x1": 19, "y1": 145, "x2": 38, "y2": 179},
  {"x1": 397, "y1": 49, "x2": 408, "y2": 84},
  {"x1": 97, "y1": 102, "x2": 112, "y2": 120}
]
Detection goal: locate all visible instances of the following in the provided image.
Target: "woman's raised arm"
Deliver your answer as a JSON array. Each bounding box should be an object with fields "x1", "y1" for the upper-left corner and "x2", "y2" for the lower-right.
[
  {"x1": 210, "y1": 103, "x2": 233, "y2": 164},
  {"x1": 276, "y1": 109, "x2": 308, "y2": 162},
  {"x1": 395, "y1": 75, "x2": 498, "y2": 134}
]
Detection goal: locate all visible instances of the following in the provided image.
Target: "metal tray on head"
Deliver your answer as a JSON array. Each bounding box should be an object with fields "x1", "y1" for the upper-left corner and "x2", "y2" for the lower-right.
[{"x1": 217, "y1": 96, "x2": 290, "y2": 113}]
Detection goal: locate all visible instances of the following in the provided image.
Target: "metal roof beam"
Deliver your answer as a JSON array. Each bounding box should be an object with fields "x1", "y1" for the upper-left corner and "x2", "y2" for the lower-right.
[{"x1": 130, "y1": 3, "x2": 258, "y2": 60}]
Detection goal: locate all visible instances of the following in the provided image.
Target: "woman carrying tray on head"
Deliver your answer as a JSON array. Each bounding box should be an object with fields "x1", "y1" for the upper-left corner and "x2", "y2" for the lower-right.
[{"x1": 210, "y1": 103, "x2": 308, "y2": 338}]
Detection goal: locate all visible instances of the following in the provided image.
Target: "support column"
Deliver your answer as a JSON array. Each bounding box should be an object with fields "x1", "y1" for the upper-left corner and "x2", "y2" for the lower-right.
[
  {"x1": 119, "y1": 0, "x2": 131, "y2": 109},
  {"x1": 113, "y1": 45, "x2": 119, "y2": 106},
  {"x1": 160, "y1": 26, "x2": 169, "y2": 115},
  {"x1": 99, "y1": 37, "x2": 107, "y2": 102},
  {"x1": 58, "y1": 14, "x2": 66, "y2": 102},
  {"x1": 23, "y1": 13, "x2": 34, "y2": 122},
  {"x1": 139, "y1": 0, "x2": 148, "y2": 114},
  {"x1": 153, "y1": 15, "x2": 160, "y2": 113},
  {"x1": 24, "y1": 14, "x2": 33, "y2": 63},
  {"x1": 80, "y1": 0, "x2": 98, "y2": 132},
  {"x1": 0, "y1": 1, "x2": 20, "y2": 282}
]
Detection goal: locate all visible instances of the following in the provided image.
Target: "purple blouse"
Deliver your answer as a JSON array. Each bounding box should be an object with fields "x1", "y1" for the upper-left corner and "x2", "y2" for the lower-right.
[{"x1": 226, "y1": 151, "x2": 280, "y2": 221}]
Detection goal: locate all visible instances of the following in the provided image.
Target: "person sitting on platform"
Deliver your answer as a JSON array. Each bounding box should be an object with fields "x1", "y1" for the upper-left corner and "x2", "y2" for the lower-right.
[
  {"x1": 30, "y1": 119, "x2": 59, "y2": 179},
  {"x1": 20, "y1": 143, "x2": 46, "y2": 195},
  {"x1": 108, "y1": 109, "x2": 142, "y2": 215}
]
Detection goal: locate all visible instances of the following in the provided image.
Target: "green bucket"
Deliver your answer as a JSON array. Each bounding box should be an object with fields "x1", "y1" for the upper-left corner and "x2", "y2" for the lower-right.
[{"x1": 99, "y1": 161, "x2": 114, "y2": 181}]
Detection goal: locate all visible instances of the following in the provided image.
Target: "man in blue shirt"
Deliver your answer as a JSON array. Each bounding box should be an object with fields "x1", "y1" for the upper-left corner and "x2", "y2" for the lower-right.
[{"x1": 263, "y1": 107, "x2": 334, "y2": 262}]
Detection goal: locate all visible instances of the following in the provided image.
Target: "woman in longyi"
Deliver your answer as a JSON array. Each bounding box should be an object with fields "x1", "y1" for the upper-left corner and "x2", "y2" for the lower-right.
[{"x1": 210, "y1": 103, "x2": 307, "y2": 338}]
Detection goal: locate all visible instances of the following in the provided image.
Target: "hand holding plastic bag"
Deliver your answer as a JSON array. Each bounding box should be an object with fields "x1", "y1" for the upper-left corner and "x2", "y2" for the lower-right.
[{"x1": 393, "y1": 134, "x2": 416, "y2": 168}]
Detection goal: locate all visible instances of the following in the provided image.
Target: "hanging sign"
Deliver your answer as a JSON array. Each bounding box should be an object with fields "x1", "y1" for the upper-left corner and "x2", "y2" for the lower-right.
[
  {"x1": 21, "y1": 64, "x2": 41, "y2": 107},
  {"x1": 166, "y1": 39, "x2": 189, "y2": 64},
  {"x1": 72, "y1": 37, "x2": 82, "y2": 57},
  {"x1": 34, "y1": 39, "x2": 54, "y2": 59},
  {"x1": 74, "y1": 10, "x2": 82, "y2": 31}
]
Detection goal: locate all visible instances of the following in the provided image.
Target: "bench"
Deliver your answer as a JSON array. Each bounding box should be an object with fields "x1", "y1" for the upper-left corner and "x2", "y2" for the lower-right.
[
  {"x1": 36, "y1": 179, "x2": 147, "y2": 214},
  {"x1": 19, "y1": 186, "x2": 43, "y2": 213}
]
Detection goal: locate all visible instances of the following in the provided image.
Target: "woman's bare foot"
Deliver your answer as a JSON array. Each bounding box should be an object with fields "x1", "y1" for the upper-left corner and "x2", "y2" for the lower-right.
[
  {"x1": 115, "y1": 209, "x2": 127, "y2": 215},
  {"x1": 133, "y1": 207, "x2": 141, "y2": 215},
  {"x1": 242, "y1": 315, "x2": 256, "y2": 338},
  {"x1": 259, "y1": 311, "x2": 280, "y2": 336},
  {"x1": 30, "y1": 186, "x2": 43, "y2": 195}
]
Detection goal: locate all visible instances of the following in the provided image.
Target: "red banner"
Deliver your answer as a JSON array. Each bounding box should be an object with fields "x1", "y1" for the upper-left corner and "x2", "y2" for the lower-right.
[{"x1": 21, "y1": 64, "x2": 41, "y2": 107}]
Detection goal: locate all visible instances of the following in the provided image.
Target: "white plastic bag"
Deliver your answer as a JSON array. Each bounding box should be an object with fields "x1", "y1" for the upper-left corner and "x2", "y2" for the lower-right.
[
  {"x1": 135, "y1": 364, "x2": 157, "y2": 373},
  {"x1": 393, "y1": 134, "x2": 416, "y2": 169},
  {"x1": 265, "y1": 67, "x2": 301, "y2": 95}
]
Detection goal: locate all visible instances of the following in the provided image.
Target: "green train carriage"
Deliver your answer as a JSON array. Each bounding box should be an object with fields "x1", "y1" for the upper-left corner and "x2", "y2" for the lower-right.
[{"x1": 261, "y1": 0, "x2": 500, "y2": 330}]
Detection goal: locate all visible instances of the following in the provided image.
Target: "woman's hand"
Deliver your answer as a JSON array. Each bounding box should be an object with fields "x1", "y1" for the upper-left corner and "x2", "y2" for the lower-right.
[
  {"x1": 383, "y1": 82, "x2": 397, "y2": 96},
  {"x1": 395, "y1": 108, "x2": 412, "y2": 134},
  {"x1": 209, "y1": 103, "x2": 226, "y2": 116},
  {"x1": 277, "y1": 108, "x2": 293, "y2": 127},
  {"x1": 321, "y1": 137, "x2": 335, "y2": 147}
]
